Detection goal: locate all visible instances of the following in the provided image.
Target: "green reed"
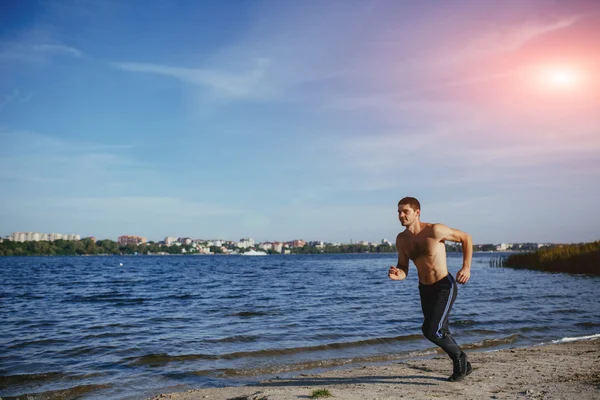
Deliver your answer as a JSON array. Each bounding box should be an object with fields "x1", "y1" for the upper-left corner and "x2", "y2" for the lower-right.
[{"x1": 502, "y1": 241, "x2": 600, "y2": 275}]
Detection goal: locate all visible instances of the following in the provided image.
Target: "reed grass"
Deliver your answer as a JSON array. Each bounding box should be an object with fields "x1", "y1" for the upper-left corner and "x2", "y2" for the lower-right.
[{"x1": 503, "y1": 241, "x2": 600, "y2": 275}]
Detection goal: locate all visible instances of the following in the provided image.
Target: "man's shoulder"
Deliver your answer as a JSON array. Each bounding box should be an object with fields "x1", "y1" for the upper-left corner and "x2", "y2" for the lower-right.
[
  {"x1": 429, "y1": 223, "x2": 455, "y2": 240},
  {"x1": 429, "y1": 223, "x2": 449, "y2": 233},
  {"x1": 395, "y1": 231, "x2": 408, "y2": 246},
  {"x1": 396, "y1": 230, "x2": 409, "y2": 240}
]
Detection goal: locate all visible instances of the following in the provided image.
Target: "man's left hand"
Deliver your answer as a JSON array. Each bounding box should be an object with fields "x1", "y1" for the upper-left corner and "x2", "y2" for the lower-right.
[{"x1": 456, "y1": 267, "x2": 470, "y2": 284}]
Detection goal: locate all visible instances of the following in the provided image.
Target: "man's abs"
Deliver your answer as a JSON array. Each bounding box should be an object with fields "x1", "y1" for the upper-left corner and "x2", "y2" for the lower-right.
[{"x1": 413, "y1": 257, "x2": 449, "y2": 285}]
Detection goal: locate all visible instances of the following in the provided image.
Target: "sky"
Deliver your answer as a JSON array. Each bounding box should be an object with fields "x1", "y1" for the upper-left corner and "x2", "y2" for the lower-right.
[{"x1": 1, "y1": 0, "x2": 599, "y2": 244}]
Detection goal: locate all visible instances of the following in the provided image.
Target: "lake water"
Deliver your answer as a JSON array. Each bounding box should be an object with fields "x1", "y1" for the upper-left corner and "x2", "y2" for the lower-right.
[{"x1": 1, "y1": 253, "x2": 599, "y2": 399}]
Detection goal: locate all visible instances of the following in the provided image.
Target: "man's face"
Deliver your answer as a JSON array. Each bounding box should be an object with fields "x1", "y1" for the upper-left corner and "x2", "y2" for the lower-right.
[{"x1": 398, "y1": 204, "x2": 419, "y2": 226}]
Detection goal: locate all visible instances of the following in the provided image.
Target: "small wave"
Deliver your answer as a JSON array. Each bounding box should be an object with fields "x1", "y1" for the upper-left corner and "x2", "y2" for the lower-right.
[
  {"x1": 462, "y1": 334, "x2": 522, "y2": 350},
  {"x1": 233, "y1": 311, "x2": 276, "y2": 318},
  {"x1": 205, "y1": 335, "x2": 261, "y2": 344},
  {"x1": 165, "y1": 293, "x2": 196, "y2": 300},
  {"x1": 174, "y1": 348, "x2": 440, "y2": 378},
  {"x1": 114, "y1": 298, "x2": 146, "y2": 306},
  {"x1": 2, "y1": 383, "x2": 111, "y2": 399},
  {"x1": 552, "y1": 309, "x2": 581, "y2": 314},
  {"x1": 0, "y1": 372, "x2": 66, "y2": 386},
  {"x1": 551, "y1": 333, "x2": 600, "y2": 343},
  {"x1": 62, "y1": 293, "x2": 147, "y2": 304},
  {"x1": 575, "y1": 322, "x2": 600, "y2": 328},
  {"x1": 13, "y1": 293, "x2": 46, "y2": 300},
  {"x1": 82, "y1": 331, "x2": 129, "y2": 340},
  {"x1": 126, "y1": 352, "x2": 219, "y2": 366},
  {"x1": 0, "y1": 372, "x2": 105, "y2": 388},
  {"x1": 452, "y1": 320, "x2": 477, "y2": 326},
  {"x1": 518, "y1": 326, "x2": 551, "y2": 333},
  {"x1": 86, "y1": 322, "x2": 140, "y2": 330},
  {"x1": 468, "y1": 329, "x2": 499, "y2": 335},
  {"x1": 493, "y1": 295, "x2": 527, "y2": 302},
  {"x1": 221, "y1": 293, "x2": 245, "y2": 299},
  {"x1": 144, "y1": 316, "x2": 191, "y2": 324},
  {"x1": 59, "y1": 345, "x2": 118, "y2": 357},
  {"x1": 14, "y1": 320, "x2": 57, "y2": 328},
  {"x1": 541, "y1": 294, "x2": 568, "y2": 299},
  {"x1": 126, "y1": 334, "x2": 424, "y2": 366},
  {"x1": 7, "y1": 338, "x2": 69, "y2": 350}
]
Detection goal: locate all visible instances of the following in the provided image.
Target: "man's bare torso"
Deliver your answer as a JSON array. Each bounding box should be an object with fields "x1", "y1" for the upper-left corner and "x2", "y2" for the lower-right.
[{"x1": 398, "y1": 223, "x2": 449, "y2": 284}]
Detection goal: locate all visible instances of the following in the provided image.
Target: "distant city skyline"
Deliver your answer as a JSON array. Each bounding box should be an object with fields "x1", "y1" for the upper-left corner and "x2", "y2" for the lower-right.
[
  {"x1": 1, "y1": 230, "x2": 576, "y2": 247},
  {"x1": 1, "y1": 1, "x2": 599, "y2": 244}
]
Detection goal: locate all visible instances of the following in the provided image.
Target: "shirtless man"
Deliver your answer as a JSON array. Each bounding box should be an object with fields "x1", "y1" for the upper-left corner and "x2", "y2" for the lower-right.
[{"x1": 388, "y1": 197, "x2": 473, "y2": 381}]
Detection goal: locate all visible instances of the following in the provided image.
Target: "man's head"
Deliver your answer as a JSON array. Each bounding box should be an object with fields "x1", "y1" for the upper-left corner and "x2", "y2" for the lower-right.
[{"x1": 397, "y1": 197, "x2": 421, "y2": 227}]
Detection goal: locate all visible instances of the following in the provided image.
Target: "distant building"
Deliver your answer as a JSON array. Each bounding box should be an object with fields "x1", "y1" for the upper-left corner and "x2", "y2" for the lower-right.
[
  {"x1": 259, "y1": 242, "x2": 273, "y2": 251},
  {"x1": 272, "y1": 242, "x2": 284, "y2": 253},
  {"x1": 165, "y1": 236, "x2": 178, "y2": 245},
  {"x1": 7, "y1": 232, "x2": 80, "y2": 242},
  {"x1": 291, "y1": 239, "x2": 305, "y2": 248},
  {"x1": 237, "y1": 238, "x2": 255, "y2": 248},
  {"x1": 118, "y1": 235, "x2": 147, "y2": 245},
  {"x1": 381, "y1": 238, "x2": 392, "y2": 246}
]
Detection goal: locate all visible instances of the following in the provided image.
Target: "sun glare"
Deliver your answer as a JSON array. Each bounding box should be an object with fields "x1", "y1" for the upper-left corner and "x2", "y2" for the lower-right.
[{"x1": 541, "y1": 67, "x2": 581, "y2": 89}]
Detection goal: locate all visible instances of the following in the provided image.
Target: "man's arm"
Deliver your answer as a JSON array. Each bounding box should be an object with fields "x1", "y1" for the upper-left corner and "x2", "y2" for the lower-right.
[
  {"x1": 433, "y1": 224, "x2": 472, "y2": 284},
  {"x1": 389, "y1": 234, "x2": 409, "y2": 281}
]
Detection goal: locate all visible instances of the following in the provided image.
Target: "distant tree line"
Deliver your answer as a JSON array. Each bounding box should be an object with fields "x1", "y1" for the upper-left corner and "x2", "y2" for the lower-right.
[
  {"x1": 0, "y1": 239, "x2": 398, "y2": 256},
  {"x1": 0, "y1": 239, "x2": 209, "y2": 256},
  {"x1": 472, "y1": 243, "x2": 544, "y2": 252},
  {"x1": 290, "y1": 243, "x2": 396, "y2": 254},
  {"x1": 503, "y1": 241, "x2": 600, "y2": 275},
  {"x1": 3, "y1": 239, "x2": 559, "y2": 257}
]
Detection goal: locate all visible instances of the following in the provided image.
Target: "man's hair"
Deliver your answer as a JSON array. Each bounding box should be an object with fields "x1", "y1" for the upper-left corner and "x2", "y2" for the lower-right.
[{"x1": 398, "y1": 197, "x2": 421, "y2": 211}]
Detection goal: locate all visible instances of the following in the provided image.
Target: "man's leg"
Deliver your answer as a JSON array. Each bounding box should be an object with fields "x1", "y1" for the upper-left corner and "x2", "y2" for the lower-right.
[{"x1": 419, "y1": 275, "x2": 472, "y2": 381}]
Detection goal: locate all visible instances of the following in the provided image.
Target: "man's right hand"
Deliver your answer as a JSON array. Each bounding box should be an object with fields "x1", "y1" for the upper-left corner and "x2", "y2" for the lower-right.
[{"x1": 388, "y1": 266, "x2": 404, "y2": 280}]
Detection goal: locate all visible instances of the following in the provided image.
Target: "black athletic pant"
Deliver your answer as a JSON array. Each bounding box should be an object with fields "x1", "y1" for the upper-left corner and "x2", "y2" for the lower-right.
[{"x1": 419, "y1": 274, "x2": 462, "y2": 361}]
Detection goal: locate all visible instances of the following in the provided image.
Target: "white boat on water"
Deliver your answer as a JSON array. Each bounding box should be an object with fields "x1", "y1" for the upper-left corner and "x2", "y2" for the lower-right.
[{"x1": 241, "y1": 249, "x2": 267, "y2": 256}]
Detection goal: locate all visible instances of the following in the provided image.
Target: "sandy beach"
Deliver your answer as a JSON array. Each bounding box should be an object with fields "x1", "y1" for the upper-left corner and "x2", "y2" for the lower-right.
[{"x1": 149, "y1": 338, "x2": 599, "y2": 400}]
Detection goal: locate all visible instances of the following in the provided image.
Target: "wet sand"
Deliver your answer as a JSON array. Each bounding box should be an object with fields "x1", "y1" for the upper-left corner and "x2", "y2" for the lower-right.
[{"x1": 149, "y1": 338, "x2": 599, "y2": 400}]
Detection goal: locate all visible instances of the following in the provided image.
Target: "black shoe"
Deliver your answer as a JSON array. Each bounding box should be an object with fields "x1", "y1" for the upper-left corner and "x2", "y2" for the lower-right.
[{"x1": 448, "y1": 352, "x2": 473, "y2": 382}]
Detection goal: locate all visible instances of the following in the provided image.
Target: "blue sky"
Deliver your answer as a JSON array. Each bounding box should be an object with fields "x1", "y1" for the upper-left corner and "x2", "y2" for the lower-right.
[{"x1": 1, "y1": 0, "x2": 599, "y2": 244}]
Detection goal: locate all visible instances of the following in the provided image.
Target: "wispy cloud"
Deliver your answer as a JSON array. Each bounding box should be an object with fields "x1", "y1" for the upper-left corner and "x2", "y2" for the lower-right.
[
  {"x1": 1, "y1": 130, "x2": 132, "y2": 154},
  {"x1": 406, "y1": 16, "x2": 581, "y2": 74},
  {"x1": 312, "y1": 108, "x2": 600, "y2": 193},
  {"x1": 32, "y1": 44, "x2": 83, "y2": 57},
  {"x1": 111, "y1": 58, "x2": 272, "y2": 99},
  {"x1": 0, "y1": 42, "x2": 84, "y2": 62},
  {"x1": 0, "y1": 89, "x2": 36, "y2": 109},
  {"x1": 462, "y1": 16, "x2": 579, "y2": 56},
  {"x1": 0, "y1": 130, "x2": 140, "y2": 186},
  {"x1": 41, "y1": 196, "x2": 244, "y2": 218}
]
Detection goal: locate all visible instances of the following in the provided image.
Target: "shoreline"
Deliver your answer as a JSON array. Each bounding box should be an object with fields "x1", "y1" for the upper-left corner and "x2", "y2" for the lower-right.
[
  {"x1": 148, "y1": 338, "x2": 599, "y2": 400},
  {"x1": 0, "y1": 251, "x2": 506, "y2": 257}
]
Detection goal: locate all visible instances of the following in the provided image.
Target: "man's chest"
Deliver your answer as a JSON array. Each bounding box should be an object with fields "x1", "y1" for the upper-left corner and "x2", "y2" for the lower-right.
[{"x1": 406, "y1": 237, "x2": 440, "y2": 261}]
